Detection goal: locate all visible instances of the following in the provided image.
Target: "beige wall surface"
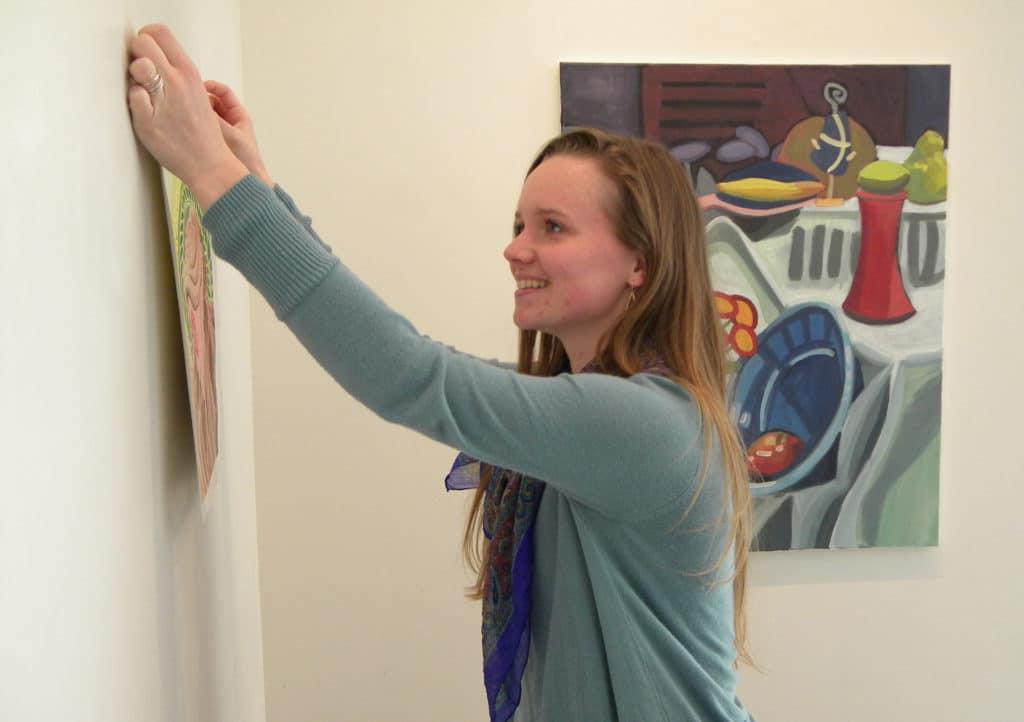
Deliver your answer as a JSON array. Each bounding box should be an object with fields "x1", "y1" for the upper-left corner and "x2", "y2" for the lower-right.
[
  {"x1": 240, "y1": 1, "x2": 1022, "y2": 720},
  {"x1": 1, "y1": 4, "x2": 265, "y2": 721}
]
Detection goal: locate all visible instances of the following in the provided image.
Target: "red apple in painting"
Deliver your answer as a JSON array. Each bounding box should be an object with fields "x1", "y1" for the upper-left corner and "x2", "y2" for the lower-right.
[{"x1": 747, "y1": 430, "x2": 804, "y2": 480}]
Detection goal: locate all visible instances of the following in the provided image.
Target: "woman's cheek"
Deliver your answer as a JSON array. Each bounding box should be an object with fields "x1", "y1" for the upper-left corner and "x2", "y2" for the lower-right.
[{"x1": 559, "y1": 285, "x2": 591, "y2": 313}]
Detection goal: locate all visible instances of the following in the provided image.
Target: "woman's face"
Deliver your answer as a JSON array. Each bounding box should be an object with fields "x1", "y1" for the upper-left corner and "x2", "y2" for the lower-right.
[{"x1": 504, "y1": 154, "x2": 644, "y2": 358}]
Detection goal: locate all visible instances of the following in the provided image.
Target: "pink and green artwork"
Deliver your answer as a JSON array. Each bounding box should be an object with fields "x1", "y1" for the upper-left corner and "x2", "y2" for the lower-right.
[
  {"x1": 561, "y1": 63, "x2": 949, "y2": 551},
  {"x1": 163, "y1": 171, "x2": 219, "y2": 500}
]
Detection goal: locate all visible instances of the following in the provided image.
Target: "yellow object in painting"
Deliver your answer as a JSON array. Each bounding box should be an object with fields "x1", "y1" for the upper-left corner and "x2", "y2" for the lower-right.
[
  {"x1": 731, "y1": 326, "x2": 757, "y2": 356},
  {"x1": 857, "y1": 160, "x2": 911, "y2": 194},
  {"x1": 715, "y1": 293, "x2": 736, "y2": 317},
  {"x1": 716, "y1": 177, "x2": 824, "y2": 202},
  {"x1": 903, "y1": 130, "x2": 948, "y2": 204},
  {"x1": 733, "y1": 296, "x2": 757, "y2": 327}
]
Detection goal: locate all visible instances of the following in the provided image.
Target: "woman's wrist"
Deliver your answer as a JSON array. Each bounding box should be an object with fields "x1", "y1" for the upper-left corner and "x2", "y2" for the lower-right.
[
  {"x1": 190, "y1": 154, "x2": 252, "y2": 211},
  {"x1": 252, "y1": 161, "x2": 274, "y2": 188}
]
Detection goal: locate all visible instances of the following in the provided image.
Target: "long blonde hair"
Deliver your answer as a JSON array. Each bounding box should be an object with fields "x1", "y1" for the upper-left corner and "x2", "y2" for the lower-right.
[{"x1": 462, "y1": 128, "x2": 753, "y2": 665}]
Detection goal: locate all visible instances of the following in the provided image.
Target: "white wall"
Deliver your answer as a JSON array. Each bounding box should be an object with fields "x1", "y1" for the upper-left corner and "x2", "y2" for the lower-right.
[
  {"x1": 240, "y1": 1, "x2": 1023, "y2": 720},
  {"x1": 1, "y1": 4, "x2": 265, "y2": 721}
]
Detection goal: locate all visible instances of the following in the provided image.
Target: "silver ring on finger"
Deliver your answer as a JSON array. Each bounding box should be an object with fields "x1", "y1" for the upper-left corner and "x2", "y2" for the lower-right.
[{"x1": 142, "y1": 71, "x2": 164, "y2": 96}]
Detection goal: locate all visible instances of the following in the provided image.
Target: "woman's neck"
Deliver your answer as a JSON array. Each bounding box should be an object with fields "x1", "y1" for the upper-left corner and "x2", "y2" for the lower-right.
[{"x1": 561, "y1": 338, "x2": 598, "y2": 373}]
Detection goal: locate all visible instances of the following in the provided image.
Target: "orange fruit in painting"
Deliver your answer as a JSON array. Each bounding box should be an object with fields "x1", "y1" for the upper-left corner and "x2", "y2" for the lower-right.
[
  {"x1": 730, "y1": 325, "x2": 758, "y2": 357},
  {"x1": 714, "y1": 292, "x2": 736, "y2": 318},
  {"x1": 732, "y1": 295, "x2": 758, "y2": 328}
]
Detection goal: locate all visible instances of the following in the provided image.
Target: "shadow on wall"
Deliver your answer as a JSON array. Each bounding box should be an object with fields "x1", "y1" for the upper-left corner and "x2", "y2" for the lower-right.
[{"x1": 135, "y1": 148, "x2": 206, "y2": 722}]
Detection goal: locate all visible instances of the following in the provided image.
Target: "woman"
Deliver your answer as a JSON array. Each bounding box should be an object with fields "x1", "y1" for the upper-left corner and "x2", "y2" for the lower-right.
[{"x1": 128, "y1": 25, "x2": 754, "y2": 722}]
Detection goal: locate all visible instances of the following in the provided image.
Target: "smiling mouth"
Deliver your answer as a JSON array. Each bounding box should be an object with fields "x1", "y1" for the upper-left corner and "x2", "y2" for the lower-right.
[{"x1": 516, "y1": 280, "x2": 549, "y2": 290}]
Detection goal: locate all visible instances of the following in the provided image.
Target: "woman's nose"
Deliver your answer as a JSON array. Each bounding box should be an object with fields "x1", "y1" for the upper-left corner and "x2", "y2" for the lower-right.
[{"x1": 503, "y1": 232, "x2": 535, "y2": 264}]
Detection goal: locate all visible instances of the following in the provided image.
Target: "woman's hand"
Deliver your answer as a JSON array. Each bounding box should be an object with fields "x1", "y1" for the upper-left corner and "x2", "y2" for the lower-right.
[
  {"x1": 127, "y1": 25, "x2": 248, "y2": 209},
  {"x1": 204, "y1": 80, "x2": 274, "y2": 187}
]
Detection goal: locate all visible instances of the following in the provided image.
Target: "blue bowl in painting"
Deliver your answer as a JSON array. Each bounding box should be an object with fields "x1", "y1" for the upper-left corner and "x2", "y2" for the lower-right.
[{"x1": 731, "y1": 302, "x2": 863, "y2": 496}]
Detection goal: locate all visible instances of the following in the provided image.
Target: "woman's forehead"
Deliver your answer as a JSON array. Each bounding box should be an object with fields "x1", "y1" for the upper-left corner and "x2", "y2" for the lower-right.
[{"x1": 517, "y1": 155, "x2": 615, "y2": 218}]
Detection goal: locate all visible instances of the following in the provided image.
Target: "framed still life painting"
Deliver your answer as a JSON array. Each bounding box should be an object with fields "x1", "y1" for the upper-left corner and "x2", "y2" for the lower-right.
[{"x1": 561, "y1": 63, "x2": 949, "y2": 551}]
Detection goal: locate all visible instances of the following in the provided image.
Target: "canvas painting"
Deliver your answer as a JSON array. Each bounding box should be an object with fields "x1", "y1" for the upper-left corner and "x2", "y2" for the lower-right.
[
  {"x1": 561, "y1": 63, "x2": 949, "y2": 550},
  {"x1": 163, "y1": 172, "x2": 219, "y2": 500}
]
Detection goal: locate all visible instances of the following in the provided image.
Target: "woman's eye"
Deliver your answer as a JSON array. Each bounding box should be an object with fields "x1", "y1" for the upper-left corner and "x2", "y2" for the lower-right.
[
  {"x1": 545, "y1": 220, "x2": 563, "y2": 233},
  {"x1": 512, "y1": 222, "x2": 524, "y2": 236}
]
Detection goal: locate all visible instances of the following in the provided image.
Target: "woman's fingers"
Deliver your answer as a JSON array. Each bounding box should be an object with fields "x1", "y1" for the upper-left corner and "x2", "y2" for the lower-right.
[
  {"x1": 128, "y1": 57, "x2": 162, "y2": 96},
  {"x1": 214, "y1": 114, "x2": 241, "y2": 142},
  {"x1": 138, "y1": 24, "x2": 197, "y2": 75},
  {"x1": 127, "y1": 83, "x2": 155, "y2": 124},
  {"x1": 204, "y1": 80, "x2": 238, "y2": 106},
  {"x1": 208, "y1": 93, "x2": 238, "y2": 125},
  {"x1": 204, "y1": 80, "x2": 247, "y2": 123},
  {"x1": 129, "y1": 31, "x2": 171, "y2": 76}
]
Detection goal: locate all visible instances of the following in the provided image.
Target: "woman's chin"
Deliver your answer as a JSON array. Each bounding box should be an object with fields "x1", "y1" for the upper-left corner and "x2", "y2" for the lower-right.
[
  {"x1": 511, "y1": 311, "x2": 530, "y2": 330},
  {"x1": 513, "y1": 309, "x2": 564, "y2": 337},
  {"x1": 512, "y1": 314, "x2": 543, "y2": 333}
]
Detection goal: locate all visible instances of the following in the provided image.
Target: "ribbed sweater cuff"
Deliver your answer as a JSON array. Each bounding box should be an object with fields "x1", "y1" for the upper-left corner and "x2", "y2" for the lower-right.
[
  {"x1": 202, "y1": 174, "x2": 339, "y2": 319},
  {"x1": 272, "y1": 183, "x2": 301, "y2": 215},
  {"x1": 272, "y1": 183, "x2": 333, "y2": 253}
]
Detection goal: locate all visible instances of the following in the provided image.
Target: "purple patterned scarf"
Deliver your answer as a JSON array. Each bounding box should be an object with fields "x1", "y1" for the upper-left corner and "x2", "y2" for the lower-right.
[
  {"x1": 444, "y1": 356, "x2": 673, "y2": 722},
  {"x1": 445, "y1": 454, "x2": 541, "y2": 722}
]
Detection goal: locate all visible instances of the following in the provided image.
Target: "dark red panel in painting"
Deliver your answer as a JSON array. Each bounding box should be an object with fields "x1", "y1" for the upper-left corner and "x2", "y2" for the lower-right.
[{"x1": 641, "y1": 65, "x2": 908, "y2": 181}]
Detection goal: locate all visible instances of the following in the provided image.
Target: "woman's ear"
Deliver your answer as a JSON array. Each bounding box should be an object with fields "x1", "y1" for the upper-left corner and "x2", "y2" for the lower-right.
[{"x1": 629, "y1": 254, "x2": 647, "y2": 289}]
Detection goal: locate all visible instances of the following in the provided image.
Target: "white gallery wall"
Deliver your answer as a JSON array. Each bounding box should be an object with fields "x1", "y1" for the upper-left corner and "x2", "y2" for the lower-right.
[
  {"x1": 239, "y1": 1, "x2": 1022, "y2": 720},
  {"x1": 1, "y1": 3, "x2": 265, "y2": 721}
]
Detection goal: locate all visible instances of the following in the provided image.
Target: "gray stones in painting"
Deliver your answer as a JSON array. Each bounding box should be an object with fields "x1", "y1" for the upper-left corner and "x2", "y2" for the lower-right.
[
  {"x1": 715, "y1": 126, "x2": 771, "y2": 164},
  {"x1": 670, "y1": 125, "x2": 773, "y2": 166},
  {"x1": 670, "y1": 140, "x2": 712, "y2": 164}
]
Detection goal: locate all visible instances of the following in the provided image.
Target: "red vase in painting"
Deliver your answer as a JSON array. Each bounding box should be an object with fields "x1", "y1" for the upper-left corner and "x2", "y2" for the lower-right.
[{"x1": 842, "y1": 190, "x2": 916, "y2": 324}]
